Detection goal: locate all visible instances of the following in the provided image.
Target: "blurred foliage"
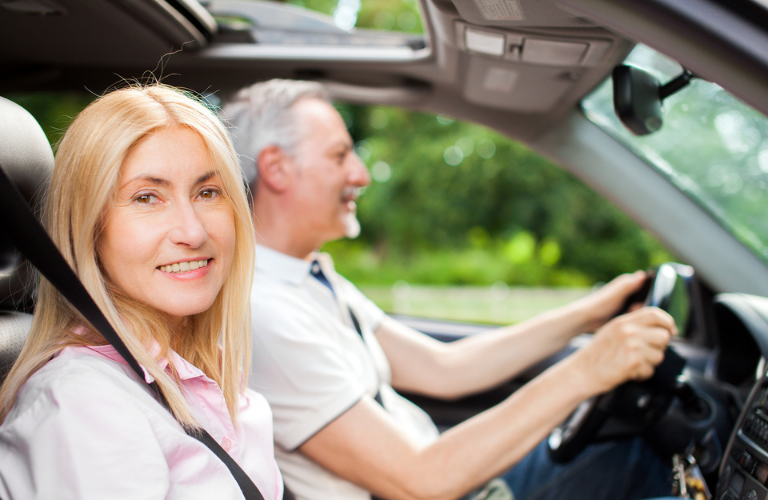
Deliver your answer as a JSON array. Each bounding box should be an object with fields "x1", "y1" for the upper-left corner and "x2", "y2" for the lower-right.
[
  {"x1": 277, "y1": 0, "x2": 424, "y2": 33},
  {"x1": 6, "y1": 92, "x2": 96, "y2": 148},
  {"x1": 326, "y1": 104, "x2": 674, "y2": 286}
]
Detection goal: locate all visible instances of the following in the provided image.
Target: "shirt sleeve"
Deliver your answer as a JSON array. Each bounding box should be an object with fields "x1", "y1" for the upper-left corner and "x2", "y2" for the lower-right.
[
  {"x1": 249, "y1": 290, "x2": 366, "y2": 451},
  {"x1": 0, "y1": 367, "x2": 171, "y2": 500}
]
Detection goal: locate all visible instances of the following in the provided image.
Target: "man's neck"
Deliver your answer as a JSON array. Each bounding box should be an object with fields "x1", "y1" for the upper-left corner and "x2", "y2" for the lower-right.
[
  {"x1": 255, "y1": 232, "x2": 317, "y2": 261},
  {"x1": 252, "y1": 187, "x2": 333, "y2": 260},
  {"x1": 252, "y1": 208, "x2": 322, "y2": 261}
]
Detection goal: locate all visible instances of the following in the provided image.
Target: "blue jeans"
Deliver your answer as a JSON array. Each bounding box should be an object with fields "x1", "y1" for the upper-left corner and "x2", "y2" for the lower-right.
[{"x1": 500, "y1": 437, "x2": 676, "y2": 500}]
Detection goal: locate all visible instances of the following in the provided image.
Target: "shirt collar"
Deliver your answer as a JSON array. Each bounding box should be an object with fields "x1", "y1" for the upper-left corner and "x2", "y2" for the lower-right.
[
  {"x1": 61, "y1": 341, "x2": 207, "y2": 384},
  {"x1": 255, "y1": 243, "x2": 315, "y2": 287}
]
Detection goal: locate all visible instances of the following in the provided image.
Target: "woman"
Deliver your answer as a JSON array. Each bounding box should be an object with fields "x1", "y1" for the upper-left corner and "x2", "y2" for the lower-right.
[{"x1": 0, "y1": 84, "x2": 282, "y2": 499}]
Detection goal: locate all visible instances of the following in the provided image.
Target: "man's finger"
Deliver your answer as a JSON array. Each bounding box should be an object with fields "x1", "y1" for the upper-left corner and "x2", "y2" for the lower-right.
[{"x1": 626, "y1": 307, "x2": 678, "y2": 336}]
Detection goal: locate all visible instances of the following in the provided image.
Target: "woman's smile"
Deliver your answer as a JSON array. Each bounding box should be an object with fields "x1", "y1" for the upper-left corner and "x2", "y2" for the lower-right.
[{"x1": 158, "y1": 258, "x2": 210, "y2": 274}]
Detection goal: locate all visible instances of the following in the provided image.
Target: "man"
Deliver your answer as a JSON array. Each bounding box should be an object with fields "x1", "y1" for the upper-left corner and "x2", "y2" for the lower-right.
[{"x1": 221, "y1": 80, "x2": 676, "y2": 500}]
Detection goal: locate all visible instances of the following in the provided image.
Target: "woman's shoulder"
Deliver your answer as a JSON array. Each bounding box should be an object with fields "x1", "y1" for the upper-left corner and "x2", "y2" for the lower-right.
[
  {"x1": 0, "y1": 350, "x2": 181, "y2": 500},
  {"x1": 4, "y1": 349, "x2": 153, "y2": 426},
  {"x1": 35, "y1": 347, "x2": 138, "y2": 386}
]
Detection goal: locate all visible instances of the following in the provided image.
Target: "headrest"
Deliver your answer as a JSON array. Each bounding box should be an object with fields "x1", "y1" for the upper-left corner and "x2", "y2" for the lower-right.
[{"x1": 0, "y1": 97, "x2": 54, "y2": 311}]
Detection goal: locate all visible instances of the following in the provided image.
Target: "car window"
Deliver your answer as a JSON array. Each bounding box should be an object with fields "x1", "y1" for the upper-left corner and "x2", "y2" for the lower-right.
[
  {"x1": 582, "y1": 44, "x2": 768, "y2": 265},
  {"x1": 325, "y1": 104, "x2": 675, "y2": 325},
  {"x1": 209, "y1": 0, "x2": 426, "y2": 49},
  {"x1": 260, "y1": 0, "x2": 424, "y2": 33}
]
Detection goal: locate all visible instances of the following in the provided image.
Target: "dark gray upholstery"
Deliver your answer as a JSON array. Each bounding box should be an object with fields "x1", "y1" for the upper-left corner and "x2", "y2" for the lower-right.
[
  {"x1": 0, "y1": 312, "x2": 34, "y2": 381},
  {"x1": 0, "y1": 97, "x2": 54, "y2": 382}
]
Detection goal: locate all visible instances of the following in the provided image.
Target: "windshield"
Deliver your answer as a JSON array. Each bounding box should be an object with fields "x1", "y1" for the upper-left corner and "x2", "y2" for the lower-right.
[{"x1": 582, "y1": 44, "x2": 768, "y2": 264}]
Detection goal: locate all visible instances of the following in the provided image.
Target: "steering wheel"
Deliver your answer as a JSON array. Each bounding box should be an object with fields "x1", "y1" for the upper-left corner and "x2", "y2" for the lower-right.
[{"x1": 546, "y1": 263, "x2": 691, "y2": 463}]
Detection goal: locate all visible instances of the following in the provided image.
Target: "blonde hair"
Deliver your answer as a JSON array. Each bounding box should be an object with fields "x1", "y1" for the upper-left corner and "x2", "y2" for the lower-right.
[{"x1": 0, "y1": 84, "x2": 255, "y2": 428}]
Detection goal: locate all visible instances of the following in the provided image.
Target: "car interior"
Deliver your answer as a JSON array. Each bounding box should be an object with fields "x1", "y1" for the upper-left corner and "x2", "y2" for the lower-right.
[{"x1": 4, "y1": 0, "x2": 768, "y2": 499}]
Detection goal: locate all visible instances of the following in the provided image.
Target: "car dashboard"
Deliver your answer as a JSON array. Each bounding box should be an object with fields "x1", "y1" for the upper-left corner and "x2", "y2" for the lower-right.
[
  {"x1": 713, "y1": 293, "x2": 768, "y2": 500},
  {"x1": 723, "y1": 378, "x2": 768, "y2": 500}
]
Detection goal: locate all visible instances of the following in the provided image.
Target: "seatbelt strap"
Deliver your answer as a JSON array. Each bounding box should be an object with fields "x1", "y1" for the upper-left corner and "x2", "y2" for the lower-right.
[
  {"x1": 310, "y1": 260, "x2": 385, "y2": 407},
  {"x1": 347, "y1": 308, "x2": 385, "y2": 407},
  {"x1": 0, "y1": 167, "x2": 266, "y2": 500}
]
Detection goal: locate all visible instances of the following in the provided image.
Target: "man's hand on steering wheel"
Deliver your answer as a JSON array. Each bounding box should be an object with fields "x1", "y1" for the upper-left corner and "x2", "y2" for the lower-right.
[
  {"x1": 571, "y1": 307, "x2": 677, "y2": 396},
  {"x1": 548, "y1": 263, "x2": 688, "y2": 463},
  {"x1": 572, "y1": 270, "x2": 650, "y2": 333}
]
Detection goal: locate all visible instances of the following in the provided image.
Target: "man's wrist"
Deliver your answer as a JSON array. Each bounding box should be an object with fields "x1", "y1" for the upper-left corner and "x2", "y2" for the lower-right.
[
  {"x1": 559, "y1": 350, "x2": 605, "y2": 400},
  {"x1": 556, "y1": 297, "x2": 595, "y2": 336}
]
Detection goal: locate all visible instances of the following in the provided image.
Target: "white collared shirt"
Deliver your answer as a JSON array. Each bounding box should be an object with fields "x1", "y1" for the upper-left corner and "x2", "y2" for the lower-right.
[
  {"x1": 249, "y1": 244, "x2": 438, "y2": 500},
  {"x1": 0, "y1": 344, "x2": 283, "y2": 500}
]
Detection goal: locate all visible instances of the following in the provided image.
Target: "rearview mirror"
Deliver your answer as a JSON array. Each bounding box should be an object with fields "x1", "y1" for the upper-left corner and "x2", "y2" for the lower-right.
[
  {"x1": 612, "y1": 65, "x2": 694, "y2": 136},
  {"x1": 612, "y1": 65, "x2": 663, "y2": 135}
]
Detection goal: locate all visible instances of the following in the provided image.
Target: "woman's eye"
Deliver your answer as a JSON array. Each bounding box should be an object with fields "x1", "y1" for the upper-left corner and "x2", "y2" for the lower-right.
[
  {"x1": 198, "y1": 189, "x2": 220, "y2": 200},
  {"x1": 135, "y1": 194, "x2": 157, "y2": 204}
]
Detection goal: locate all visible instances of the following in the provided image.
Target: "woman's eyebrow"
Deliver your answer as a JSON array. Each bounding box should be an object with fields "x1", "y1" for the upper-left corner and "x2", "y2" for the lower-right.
[
  {"x1": 121, "y1": 171, "x2": 218, "y2": 189},
  {"x1": 195, "y1": 171, "x2": 218, "y2": 184},
  {"x1": 119, "y1": 175, "x2": 170, "y2": 190}
]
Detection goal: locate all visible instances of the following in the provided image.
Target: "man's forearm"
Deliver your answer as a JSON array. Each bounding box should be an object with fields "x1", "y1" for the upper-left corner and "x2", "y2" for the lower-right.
[
  {"x1": 384, "y1": 302, "x2": 588, "y2": 400},
  {"x1": 303, "y1": 355, "x2": 594, "y2": 500}
]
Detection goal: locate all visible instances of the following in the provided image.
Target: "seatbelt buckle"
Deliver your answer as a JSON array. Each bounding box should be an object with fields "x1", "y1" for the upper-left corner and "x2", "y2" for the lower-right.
[{"x1": 671, "y1": 451, "x2": 712, "y2": 499}]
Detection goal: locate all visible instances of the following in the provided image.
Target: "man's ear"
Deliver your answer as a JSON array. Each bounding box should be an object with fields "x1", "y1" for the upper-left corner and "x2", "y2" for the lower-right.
[{"x1": 256, "y1": 145, "x2": 291, "y2": 192}]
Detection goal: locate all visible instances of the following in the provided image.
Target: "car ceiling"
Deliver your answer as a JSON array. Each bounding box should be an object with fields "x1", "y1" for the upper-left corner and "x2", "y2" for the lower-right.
[
  {"x1": 4, "y1": 0, "x2": 768, "y2": 141},
  {"x1": 0, "y1": 0, "x2": 636, "y2": 142}
]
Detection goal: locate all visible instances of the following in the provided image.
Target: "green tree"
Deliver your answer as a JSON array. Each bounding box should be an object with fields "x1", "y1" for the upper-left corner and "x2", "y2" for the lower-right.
[{"x1": 329, "y1": 105, "x2": 673, "y2": 285}]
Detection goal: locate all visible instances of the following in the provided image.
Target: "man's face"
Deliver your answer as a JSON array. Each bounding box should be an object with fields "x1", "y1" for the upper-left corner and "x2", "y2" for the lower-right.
[{"x1": 288, "y1": 98, "x2": 371, "y2": 245}]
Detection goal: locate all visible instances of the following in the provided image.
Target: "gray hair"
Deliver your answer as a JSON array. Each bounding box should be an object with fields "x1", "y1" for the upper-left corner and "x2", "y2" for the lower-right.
[{"x1": 220, "y1": 79, "x2": 329, "y2": 185}]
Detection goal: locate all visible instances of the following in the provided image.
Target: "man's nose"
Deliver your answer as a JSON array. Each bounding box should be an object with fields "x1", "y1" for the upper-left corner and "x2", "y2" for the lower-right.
[
  {"x1": 168, "y1": 201, "x2": 208, "y2": 248},
  {"x1": 348, "y1": 153, "x2": 371, "y2": 187}
]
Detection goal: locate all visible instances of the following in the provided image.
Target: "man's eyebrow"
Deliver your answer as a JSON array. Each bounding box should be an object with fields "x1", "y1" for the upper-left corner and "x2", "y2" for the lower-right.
[{"x1": 331, "y1": 141, "x2": 353, "y2": 151}]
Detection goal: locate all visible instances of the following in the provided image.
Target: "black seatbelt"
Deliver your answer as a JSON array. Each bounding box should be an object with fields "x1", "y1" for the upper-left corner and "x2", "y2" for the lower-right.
[
  {"x1": 0, "y1": 167, "x2": 267, "y2": 500},
  {"x1": 310, "y1": 261, "x2": 384, "y2": 407},
  {"x1": 347, "y1": 308, "x2": 384, "y2": 407}
]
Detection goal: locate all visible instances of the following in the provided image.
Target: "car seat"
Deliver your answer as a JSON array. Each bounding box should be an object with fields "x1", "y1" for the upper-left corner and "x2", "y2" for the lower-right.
[{"x1": 0, "y1": 96, "x2": 54, "y2": 382}]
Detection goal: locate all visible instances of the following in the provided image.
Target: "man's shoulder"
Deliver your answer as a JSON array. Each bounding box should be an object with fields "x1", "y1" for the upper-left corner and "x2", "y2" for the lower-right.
[
  {"x1": 250, "y1": 271, "x2": 328, "y2": 336},
  {"x1": 252, "y1": 272, "x2": 311, "y2": 312}
]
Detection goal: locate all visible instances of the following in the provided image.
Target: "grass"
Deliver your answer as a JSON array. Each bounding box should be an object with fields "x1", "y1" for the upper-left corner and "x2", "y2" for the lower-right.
[{"x1": 359, "y1": 284, "x2": 591, "y2": 325}]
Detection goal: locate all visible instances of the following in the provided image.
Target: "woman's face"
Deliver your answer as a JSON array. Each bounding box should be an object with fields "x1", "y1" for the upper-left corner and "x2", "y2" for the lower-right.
[{"x1": 98, "y1": 126, "x2": 236, "y2": 326}]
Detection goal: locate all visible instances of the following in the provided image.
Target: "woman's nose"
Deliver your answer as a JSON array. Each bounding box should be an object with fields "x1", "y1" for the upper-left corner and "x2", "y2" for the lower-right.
[{"x1": 168, "y1": 202, "x2": 208, "y2": 248}]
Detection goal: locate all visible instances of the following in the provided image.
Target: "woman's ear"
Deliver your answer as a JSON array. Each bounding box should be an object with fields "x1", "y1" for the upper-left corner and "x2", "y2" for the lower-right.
[{"x1": 256, "y1": 145, "x2": 291, "y2": 192}]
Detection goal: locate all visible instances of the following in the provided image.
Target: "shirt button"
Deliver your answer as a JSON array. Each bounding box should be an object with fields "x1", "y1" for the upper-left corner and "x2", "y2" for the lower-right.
[{"x1": 221, "y1": 437, "x2": 232, "y2": 451}]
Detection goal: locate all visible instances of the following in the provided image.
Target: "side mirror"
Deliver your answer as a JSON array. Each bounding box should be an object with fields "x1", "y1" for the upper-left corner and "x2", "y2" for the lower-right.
[{"x1": 612, "y1": 65, "x2": 694, "y2": 136}]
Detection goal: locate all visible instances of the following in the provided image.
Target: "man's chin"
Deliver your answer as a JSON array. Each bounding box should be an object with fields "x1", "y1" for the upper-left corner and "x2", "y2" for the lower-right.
[{"x1": 343, "y1": 212, "x2": 361, "y2": 239}]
